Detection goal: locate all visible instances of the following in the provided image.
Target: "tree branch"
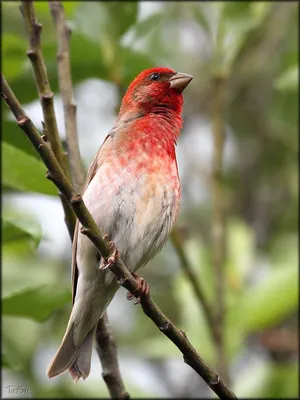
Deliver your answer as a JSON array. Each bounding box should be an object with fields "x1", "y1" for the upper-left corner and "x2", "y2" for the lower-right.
[
  {"x1": 211, "y1": 73, "x2": 229, "y2": 384},
  {"x1": 96, "y1": 314, "x2": 130, "y2": 399},
  {"x1": 20, "y1": 0, "x2": 76, "y2": 239},
  {"x1": 1, "y1": 74, "x2": 238, "y2": 400},
  {"x1": 48, "y1": 1, "x2": 85, "y2": 193}
]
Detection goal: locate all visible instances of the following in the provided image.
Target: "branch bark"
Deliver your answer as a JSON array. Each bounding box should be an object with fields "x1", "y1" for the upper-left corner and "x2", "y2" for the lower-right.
[
  {"x1": 211, "y1": 73, "x2": 229, "y2": 384},
  {"x1": 46, "y1": 2, "x2": 128, "y2": 397},
  {"x1": 48, "y1": 1, "x2": 85, "y2": 193},
  {"x1": 20, "y1": 0, "x2": 76, "y2": 239},
  {"x1": 96, "y1": 314, "x2": 130, "y2": 399},
  {"x1": 1, "y1": 74, "x2": 238, "y2": 400}
]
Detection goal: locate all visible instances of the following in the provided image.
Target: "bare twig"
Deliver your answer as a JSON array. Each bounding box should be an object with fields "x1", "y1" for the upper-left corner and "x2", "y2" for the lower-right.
[
  {"x1": 211, "y1": 73, "x2": 229, "y2": 384},
  {"x1": 96, "y1": 315, "x2": 130, "y2": 399},
  {"x1": 2, "y1": 73, "x2": 238, "y2": 400},
  {"x1": 20, "y1": 0, "x2": 76, "y2": 239},
  {"x1": 48, "y1": 1, "x2": 85, "y2": 192},
  {"x1": 171, "y1": 229, "x2": 218, "y2": 343},
  {"x1": 47, "y1": 2, "x2": 128, "y2": 397}
]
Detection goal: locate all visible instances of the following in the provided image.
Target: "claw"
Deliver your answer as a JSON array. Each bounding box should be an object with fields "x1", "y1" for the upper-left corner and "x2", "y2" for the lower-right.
[
  {"x1": 99, "y1": 238, "x2": 120, "y2": 270},
  {"x1": 126, "y1": 273, "x2": 150, "y2": 304}
]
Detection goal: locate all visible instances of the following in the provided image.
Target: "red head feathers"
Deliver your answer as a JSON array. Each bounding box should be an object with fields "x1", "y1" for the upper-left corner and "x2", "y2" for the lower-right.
[{"x1": 119, "y1": 67, "x2": 193, "y2": 118}]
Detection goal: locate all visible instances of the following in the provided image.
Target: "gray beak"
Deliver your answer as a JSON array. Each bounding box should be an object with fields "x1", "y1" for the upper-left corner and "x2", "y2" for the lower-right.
[{"x1": 169, "y1": 72, "x2": 193, "y2": 92}]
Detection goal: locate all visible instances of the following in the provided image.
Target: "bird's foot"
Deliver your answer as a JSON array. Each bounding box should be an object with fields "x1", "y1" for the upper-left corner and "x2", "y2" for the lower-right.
[
  {"x1": 99, "y1": 235, "x2": 120, "y2": 270},
  {"x1": 126, "y1": 273, "x2": 150, "y2": 304}
]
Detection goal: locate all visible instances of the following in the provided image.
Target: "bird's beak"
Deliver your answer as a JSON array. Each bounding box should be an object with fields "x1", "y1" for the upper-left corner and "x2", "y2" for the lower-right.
[{"x1": 169, "y1": 72, "x2": 193, "y2": 92}]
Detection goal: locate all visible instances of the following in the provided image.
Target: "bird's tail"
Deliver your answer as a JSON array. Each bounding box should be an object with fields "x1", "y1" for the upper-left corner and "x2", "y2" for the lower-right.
[
  {"x1": 47, "y1": 320, "x2": 96, "y2": 382},
  {"x1": 47, "y1": 282, "x2": 118, "y2": 381}
]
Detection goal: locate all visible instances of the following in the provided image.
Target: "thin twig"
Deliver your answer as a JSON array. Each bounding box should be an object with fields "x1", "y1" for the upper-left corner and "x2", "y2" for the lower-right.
[
  {"x1": 96, "y1": 315, "x2": 130, "y2": 399},
  {"x1": 171, "y1": 229, "x2": 219, "y2": 343},
  {"x1": 1, "y1": 74, "x2": 238, "y2": 400},
  {"x1": 48, "y1": 1, "x2": 85, "y2": 192},
  {"x1": 47, "y1": 2, "x2": 129, "y2": 396},
  {"x1": 20, "y1": 0, "x2": 76, "y2": 239},
  {"x1": 211, "y1": 73, "x2": 229, "y2": 384}
]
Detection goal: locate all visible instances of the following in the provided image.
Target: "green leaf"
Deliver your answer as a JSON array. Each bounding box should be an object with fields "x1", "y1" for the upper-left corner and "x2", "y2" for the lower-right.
[
  {"x1": 2, "y1": 212, "x2": 42, "y2": 247},
  {"x1": 2, "y1": 34, "x2": 27, "y2": 80},
  {"x1": 2, "y1": 119, "x2": 40, "y2": 159},
  {"x1": 2, "y1": 142, "x2": 57, "y2": 195},
  {"x1": 228, "y1": 265, "x2": 298, "y2": 332},
  {"x1": 3, "y1": 285, "x2": 71, "y2": 322},
  {"x1": 275, "y1": 65, "x2": 298, "y2": 91}
]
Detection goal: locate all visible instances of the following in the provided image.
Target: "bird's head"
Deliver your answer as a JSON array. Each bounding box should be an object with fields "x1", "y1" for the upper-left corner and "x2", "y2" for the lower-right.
[{"x1": 119, "y1": 67, "x2": 193, "y2": 118}]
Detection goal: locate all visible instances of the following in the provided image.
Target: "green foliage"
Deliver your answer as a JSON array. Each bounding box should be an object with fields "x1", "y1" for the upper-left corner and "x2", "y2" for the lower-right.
[
  {"x1": 2, "y1": 142, "x2": 57, "y2": 195},
  {"x1": 228, "y1": 265, "x2": 298, "y2": 333},
  {"x1": 2, "y1": 212, "x2": 42, "y2": 248},
  {"x1": 275, "y1": 65, "x2": 298, "y2": 91},
  {"x1": 3, "y1": 285, "x2": 71, "y2": 322}
]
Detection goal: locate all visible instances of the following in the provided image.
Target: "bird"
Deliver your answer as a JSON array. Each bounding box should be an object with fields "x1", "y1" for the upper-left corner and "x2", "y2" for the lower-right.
[{"x1": 47, "y1": 67, "x2": 193, "y2": 382}]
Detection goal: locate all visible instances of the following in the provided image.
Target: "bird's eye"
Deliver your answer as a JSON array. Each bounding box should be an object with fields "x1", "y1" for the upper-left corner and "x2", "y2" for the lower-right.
[{"x1": 149, "y1": 73, "x2": 160, "y2": 81}]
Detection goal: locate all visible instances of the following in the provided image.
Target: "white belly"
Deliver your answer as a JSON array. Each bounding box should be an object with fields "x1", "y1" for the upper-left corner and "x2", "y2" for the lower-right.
[{"x1": 76, "y1": 158, "x2": 180, "y2": 281}]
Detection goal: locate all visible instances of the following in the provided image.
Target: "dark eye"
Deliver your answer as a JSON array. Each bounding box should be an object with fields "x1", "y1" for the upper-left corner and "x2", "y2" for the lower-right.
[{"x1": 149, "y1": 73, "x2": 160, "y2": 81}]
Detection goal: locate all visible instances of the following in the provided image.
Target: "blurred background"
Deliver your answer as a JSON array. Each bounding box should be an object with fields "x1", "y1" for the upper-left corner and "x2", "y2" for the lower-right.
[{"x1": 2, "y1": 1, "x2": 298, "y2": 398}]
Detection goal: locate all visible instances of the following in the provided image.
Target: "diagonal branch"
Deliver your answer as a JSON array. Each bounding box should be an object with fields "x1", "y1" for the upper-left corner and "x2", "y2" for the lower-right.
[
  {"x1": 48, "y1": 1, "x2": 85, "y2": 193},
  {"x1": 1, "y1": 74, "x2": 238, "y2": 400},
  {"x1": 20, "y1": 0, "x2": 76, "y2": 239}
]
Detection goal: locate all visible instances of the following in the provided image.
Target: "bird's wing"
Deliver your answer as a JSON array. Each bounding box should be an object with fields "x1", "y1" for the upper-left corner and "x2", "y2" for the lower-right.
[{"x1": 71, "y1": 131, "x2": 115, "y2": 304}]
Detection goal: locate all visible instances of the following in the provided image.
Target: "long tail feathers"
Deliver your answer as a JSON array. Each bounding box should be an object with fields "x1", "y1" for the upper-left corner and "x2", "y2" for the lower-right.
[{"x1": 47, "y1": 323, "x2": 96, "y2": 382}]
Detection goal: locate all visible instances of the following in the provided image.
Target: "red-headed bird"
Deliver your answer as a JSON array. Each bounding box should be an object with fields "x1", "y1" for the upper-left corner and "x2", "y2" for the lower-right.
[{"x1": 47, "y1": 67, "x2": 193, "y2": 381}]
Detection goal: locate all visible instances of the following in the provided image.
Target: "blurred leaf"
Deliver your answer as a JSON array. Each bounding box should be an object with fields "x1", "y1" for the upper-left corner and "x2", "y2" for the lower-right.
[
  {"x1": 3, "y1": 285, "x2": 71, "y2": 322},
  {"x1": 35, "y1": 1, "x2": 79, "y2": 17},
  {"x1": 3, "y1": 316, "x2": 46, "y2": 372},
  {"x1": 2, "y1": 118, "x2": 40, "y2": 158},
  {"x1": 275, "y1": 65, "x2": 298, "y2": 91},
  {"x1": 74, "y1": 2, "x2": 138, "y2": 41},
  {"x1": 2, "y1": 34, "x2": 27, "y2": 80},
  {"x1": 2, "y1": 1, "x2": 79, "y2": 42},
  {"x1": 118, "y1": 46, "x2": 154, "y2": 86},
  {"x1": 2, "y1": 212, "x2": 42, "y2": 248},
  {"x1": 235, "y1": 360, "x2": 299, "y2": 398},
  {"x1": 226, "y1": 220, "x2": 255, "y2": 292},
  {"x1": 2, "y1": 142, "x2": 57, "y2": 195},
  {"x1": 262, "y1": 363, "x2": 299, "y2": 398},
  {"x1": 2, "y1": 333, "x2": 23, "y2": 371},
  {"x1": 189, "y1": 3, "x2": 211, "y2": 36},
  {"x1": 2, "y1": 236, "x2": 68, "y2": 298},
  {"x1": 250, "y1": 2, "x2": 273, "y2": 21},
  {"x1": 229, "y1": 265, "x2": 298, "y2": 332},
  {"x1": 130, "y1": 13, "x2": 165, "y2": 40},
  {"x1": 174, "y1": 268, "x2": 215, "y2": 365}
]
